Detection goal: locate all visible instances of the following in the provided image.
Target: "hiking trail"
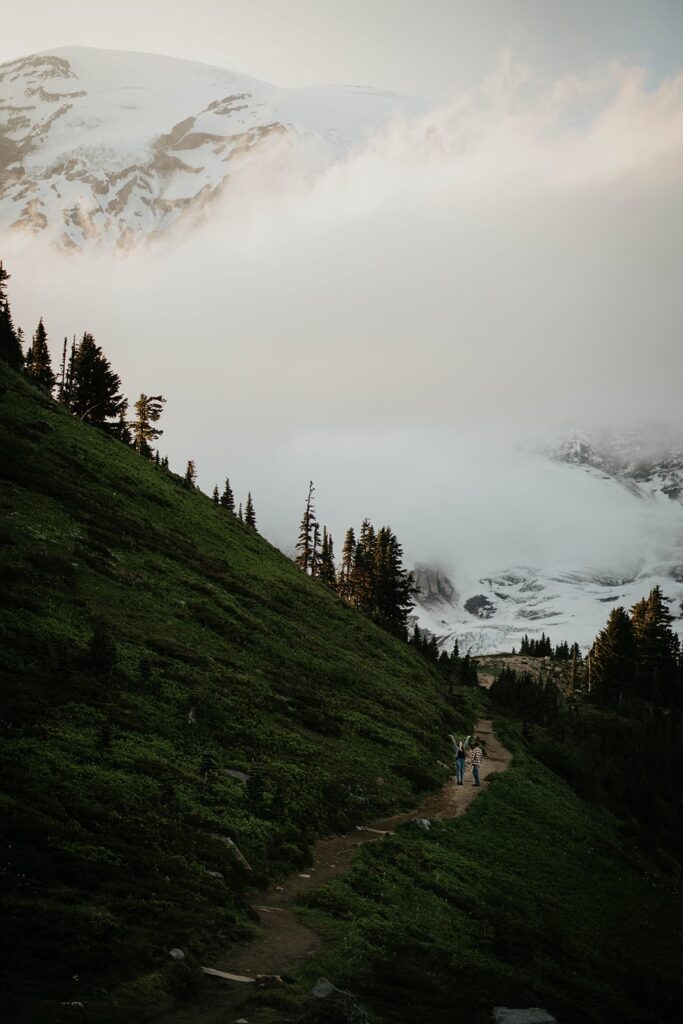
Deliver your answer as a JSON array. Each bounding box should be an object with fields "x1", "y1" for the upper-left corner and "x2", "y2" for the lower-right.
[{"x1": 155, "y1": 719, "x2": 512, "y2": 1024}]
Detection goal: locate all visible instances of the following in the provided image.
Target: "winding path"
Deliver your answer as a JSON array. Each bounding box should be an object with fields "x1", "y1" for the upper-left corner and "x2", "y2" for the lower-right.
[{"x1": 155, "y1": 719, "x2": 511, "y2": 1024}]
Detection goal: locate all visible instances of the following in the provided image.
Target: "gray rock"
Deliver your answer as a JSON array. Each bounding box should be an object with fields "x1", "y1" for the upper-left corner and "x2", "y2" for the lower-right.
[
  {"x1": 414, "y1": 818, "x2": 431, "y2": 830},
  {"x1": 295, "y1": 977, "x2": 368, "y2": 1024},
  {"x1": 206, "y1": 870, "x2": 224, "y2": 880},
  {"x1": 168, "y1": 948, "x2": 185, "y2": 961},
  {"x1": 493, "y1": 1009, "x2": 558, "y2": 1024},
  {"x1": 224, "y1": 769, "x2": 250, "y2": 784}
]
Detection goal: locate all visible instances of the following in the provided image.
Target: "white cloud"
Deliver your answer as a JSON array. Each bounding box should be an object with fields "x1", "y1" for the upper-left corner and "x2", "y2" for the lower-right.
[{"x1": 6, "y1": 56, "x2": 683, "y2": 576}]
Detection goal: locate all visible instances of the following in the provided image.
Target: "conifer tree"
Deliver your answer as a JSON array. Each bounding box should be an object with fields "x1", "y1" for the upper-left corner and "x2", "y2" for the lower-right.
[
  {"x1": 220, "y1": 478, "x2": 235, "y2": 513},
  {"x1": 318, "y1": 526, "x2": 337, "y2": 587},
  {"x1": 212, "y1": 485, "x2": 220, "y2": 505},
  {"x1": 25, "y1": 318, "x2": 55, "y2": 391},
  {"x1": 112, "y1": 401, "x2": 133, "y2": 445},
  {"x1": 68, "y1": 333, "x2": 124, "y2": 426},
  {"x1": 129, "y1": 394, "x2": 165, "y2": 457},
  {"x1": 337, "y1": 527, "x2": 356, "y2": 598},
  {"x1": 591, "y1": 607, "x2": 636, "y2": 709},
  {"x1": 238, "y1": 502, "x2": 243, "y2": 521},
  {"x1": 0, "y1": 261, "x2": 24, "y2": 369},
  {"x1": 295, "y1": 481, "x2": 317, "y2": 573},
  {"x1": 245, "y1": 493, "x2": 256, "y2": 529},
  {"x1": 310, "y1": 521, "x2": 321, "y2": 577},
  {"x1": 631, "y1": 586, "x2": 679, "y2": 706},
  {"x1": 184, "y1": 460, "x2": 197, "y2": 488}
]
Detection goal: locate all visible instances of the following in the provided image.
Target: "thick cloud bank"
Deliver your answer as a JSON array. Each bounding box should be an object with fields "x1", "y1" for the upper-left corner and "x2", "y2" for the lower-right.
[{"x1": 6, "y1": 57, "x2": 683, "y2": 572}]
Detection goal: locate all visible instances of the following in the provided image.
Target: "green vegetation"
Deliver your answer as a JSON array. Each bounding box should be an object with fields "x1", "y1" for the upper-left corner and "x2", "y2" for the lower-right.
[
  {"x1": 290, "y1": 718, "x2": 682, "y2": 1024},
  {"x1": 0, "y1": 362, "x2": 466, "y2": 1021}
]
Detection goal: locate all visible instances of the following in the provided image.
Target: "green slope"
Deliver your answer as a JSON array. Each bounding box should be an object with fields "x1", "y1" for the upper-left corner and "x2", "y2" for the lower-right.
[
  {"x1": 293, "y1": 720, "x2": 683, "y2": 1024},
  {"x1": 0, "y1": 364, "x2": 464, "y2": 1021}
]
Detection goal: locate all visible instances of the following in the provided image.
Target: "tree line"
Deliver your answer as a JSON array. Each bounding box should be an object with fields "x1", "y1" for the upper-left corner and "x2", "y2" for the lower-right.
[
  {"x1": 515, "y1": 633, "x2": 581, "y2": 661},
  {"x1": 0, "y1": 259, "x2": 258, "y2": 528}
]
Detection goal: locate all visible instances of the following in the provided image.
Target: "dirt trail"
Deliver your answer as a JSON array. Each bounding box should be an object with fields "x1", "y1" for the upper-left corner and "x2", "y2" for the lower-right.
[{"x1": 155, "y1": 719, "x2": 511, "y2": 1024}]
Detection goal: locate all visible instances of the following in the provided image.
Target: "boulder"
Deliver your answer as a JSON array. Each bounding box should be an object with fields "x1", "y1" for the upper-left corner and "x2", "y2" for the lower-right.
[
  {"x1": 295, "y1": 977, "x2": 369, "y2": 1024},
  {"x1": 168, "y1": 948, "x2": 185, "y2": 961},
  {"x1": 413, "y1": 818, "x2": 431, "y2": 830}
]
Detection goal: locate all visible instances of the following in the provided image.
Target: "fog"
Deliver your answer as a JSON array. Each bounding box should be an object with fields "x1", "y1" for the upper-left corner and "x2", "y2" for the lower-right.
[{"x1": 6, "y1": 58, "x2": 683, "y2": 577}]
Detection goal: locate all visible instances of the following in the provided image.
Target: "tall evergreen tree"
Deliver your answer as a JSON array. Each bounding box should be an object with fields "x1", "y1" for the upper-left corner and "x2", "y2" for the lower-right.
[
  {"x1": 591, "y1": 607, "x2": 636, "y2": 709},
  {"x1": 184, "y1": 460, "x2": 197, "y2": 488},
  {"x1": 112, "y1": 400, "x2": 133, "y2": 445},
  {"x1": 318, "y1": 527, "x2": 336, "y2": 587},
  {"x1": 244, "y1": 492, "x2": 256, "y2": 529},
  {"x1": 295, "y1": 481, "x2": 317, "y2": 573},
  {"x1": 0, "y1": 261, "x2": 24, "y2": 369},
  {"x1": 631, "y1": 586, "x2": 679, "y2": 706},
  {"x1": 220, "y1": 478, "x2": 235, "y2": 513},
  {"x1": 129, "y1": 394, "x2": 165, "y2": 457},
  {"x1": 337, "y1": 527, "x2": 356, "y2": 598},
  {"x1": 25, "y1": 318, "x2": 55, "y2": 391},
  {"x1": 238, "y1": 502, "x2": 243, "y2": 521},
  {"x1": 310, "y1": 521, "x2": 321, "y2": 577},
  {"x1": 68, "y1": 333, "x2": 124, "y2": 426},
  {"x1": 212, "y1": 485, "x2": 220, "y2": 505}
]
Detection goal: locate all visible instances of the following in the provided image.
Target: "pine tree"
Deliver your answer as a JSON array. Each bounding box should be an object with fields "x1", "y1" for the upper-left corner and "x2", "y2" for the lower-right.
[
  {"x1": 68, "y1": 333, "x2": 124, "y2": 426},
  {"x1": 25, "y1": 318, "x2": 56, "y2": 391},
  {"x1": 631, "y1": 586, "x2": 679, "y2": 706},
  {"x1": 310, "y1": 521, "x2": 321, "y2": 577},
  {"x1": 245, "y1": 492, "x2": 256, "y2": 529},
  {"x1": 129, "y1": 394, "x2": 165, "y2": 457},
  {"x1": 184, "y1": 460, "x2": 197, "y2": 488},
  {"x1": 591, "y1": 606, "x2": 636, "y2": 709},
  {"x1": 295, "y1": 481, "x2": 316, "y2": 574},
  {"x1": 220, "y1": 478, "x2": 235, "y2": 513},
  {"x1": 318, "y1": 526, "x2": 336, "y2": 587},
  {"x1": 112, "y1": 401, "x2": 133, "y2": 445},
  {"x1": 238, "y1": 502, "x2": 243, "y2": 521},
  {"x1": 337, "y1": 527, "x2": 356, "y2": 599},
  {"x1": 57, "y1": 337, "x2": 68, "y2": 402},
  {"x1": 0, "y1": 262, "x2": 24, "y2": 370},
  {"x1": 212, "y1": 485, "x2": 220, "y2": 505}
]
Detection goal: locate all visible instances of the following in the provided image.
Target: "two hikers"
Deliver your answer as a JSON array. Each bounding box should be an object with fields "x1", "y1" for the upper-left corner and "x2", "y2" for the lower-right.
[{"x1": 449, "y1": 733, "x2": 483, "y2": 786}]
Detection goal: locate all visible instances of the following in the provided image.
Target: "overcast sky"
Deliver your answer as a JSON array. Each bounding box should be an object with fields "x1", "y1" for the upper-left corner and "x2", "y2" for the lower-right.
[
  {"x1": 2, "y1": 0, "x2": 683, "y2": 98},
  {"x1": 4, "y1": 2, "x2": 683, "y2": 585}
]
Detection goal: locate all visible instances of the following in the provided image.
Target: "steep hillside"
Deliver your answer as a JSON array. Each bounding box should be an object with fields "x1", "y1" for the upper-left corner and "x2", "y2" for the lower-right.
[{"x1": 0, "y1": 362, "x2": 461, "y2": 1021}]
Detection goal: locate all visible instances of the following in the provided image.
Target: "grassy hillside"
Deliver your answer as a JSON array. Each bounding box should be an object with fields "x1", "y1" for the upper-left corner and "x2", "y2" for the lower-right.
[
  {"x1": 288, "y1": 714, "x2": 683, "y2": 1024},
  {"x1": 0, "y1": 363, "x2": 466, "y2": 1021}
]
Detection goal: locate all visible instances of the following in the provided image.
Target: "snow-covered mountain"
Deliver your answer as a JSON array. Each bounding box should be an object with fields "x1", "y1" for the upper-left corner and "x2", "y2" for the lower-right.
[
  {"x1": 0, "y1": 46, "x2": 426, "y2": 251},
  {"x1": 412, "y1": 435, "x2": 683, "y2": 654}
]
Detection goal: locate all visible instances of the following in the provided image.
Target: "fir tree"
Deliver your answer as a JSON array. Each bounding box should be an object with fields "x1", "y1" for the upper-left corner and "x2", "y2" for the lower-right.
[
  {"x1": 337, "y1": 527, "x2": 356, "y2": 599},
  {"x1": 295, "y1": 481, "x2": 317, "y2": 574},
  {"x1": 112, "y1": 401, "x2": 133, "y2": 445},
  {"x1": 68, "y1": 333, "x2": 125, "y2": 426},
  {"x1": 591, "y1": 607, "x2": 636, "y2": 709},
  {"x1": 244, "y1": 492, "x2": 257, "y2": 529},
  {"x1": 310, "y1": 521, "x2": 321, "y2": 577},
  {"x1": 25, "y1": 318, "x2": 55, "y2": 391},
  {"x1": 129, "y1": 394, "x2": 165, "y2": 457},
  {"x1": 184, "y1": 460, "x2": 197, "y2": 488},
  {"x1": 318, "y1": 526, "x2": 336, "y2": 587},
  {"x1": 631, "y1": 586, "x2": 679, "y2": 706},
  {"x1": 220, "y1": 478, "x2": 235, "y2": 513},
  {"x1": 238, "y1": 502, "x2": 243, "y2": 521},
  {"x1": 212, "y1": 485, "x2": 220, "y2": 505},
  {"x1": 0, "y1": 261, "x2": 24, "y2": 369}
]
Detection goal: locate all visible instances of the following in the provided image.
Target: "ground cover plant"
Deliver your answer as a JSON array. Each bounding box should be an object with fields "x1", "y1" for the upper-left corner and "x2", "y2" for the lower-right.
[
  {"x1": 0, "y1": 363, "x2": 468, "y2": 1021},
  {"x1": 292, "y1": 716, "x2": 683, "y2": 1024}
]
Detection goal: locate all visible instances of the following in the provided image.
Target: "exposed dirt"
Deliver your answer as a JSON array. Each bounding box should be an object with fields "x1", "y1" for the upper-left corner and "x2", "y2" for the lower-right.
[{"x1": 154, "y1": 719, "x2": 512, "y2": 1024}]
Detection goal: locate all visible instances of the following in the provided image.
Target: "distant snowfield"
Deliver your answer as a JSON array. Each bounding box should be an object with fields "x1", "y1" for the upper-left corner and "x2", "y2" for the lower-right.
[
  {"x1": 0, "y1": 46, "x2": 427, "y2": 249},
  {"x1": 411, "y1": 437, "x2": 683, "y2": 654}
]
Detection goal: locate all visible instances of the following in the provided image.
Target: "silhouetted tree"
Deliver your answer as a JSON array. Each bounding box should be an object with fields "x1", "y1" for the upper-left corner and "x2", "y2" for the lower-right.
[
  {"x1": 25, "y1": 318, "x2": 55, "y2": 391},
  {"x1": 295, "y1": 481, "x2": 317, "y2": 573},
  {"x1": 0, "y1": 261, "x2": 23, "y2": 369},
  {"x1": 184, "y1": 460, "x2": 197, "y2": 488},
  {"x1": 245, "y1": 492, "x2": 257, "y2": 529},
  {"x1": 68, "y1": 333, "x2": 125, "y2": 426},
  {"x1": 220, "y1": 478, "x2": 235, "y2": 514}
]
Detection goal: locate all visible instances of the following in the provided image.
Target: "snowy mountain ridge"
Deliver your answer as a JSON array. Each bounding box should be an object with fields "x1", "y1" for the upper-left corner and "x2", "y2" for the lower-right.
[
  {"x1": 0, "y1": 46, "x2": 427, "y2": 251},
  {"x1": 412, "y1": 435, "x2": 683, "y2": 655}
]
